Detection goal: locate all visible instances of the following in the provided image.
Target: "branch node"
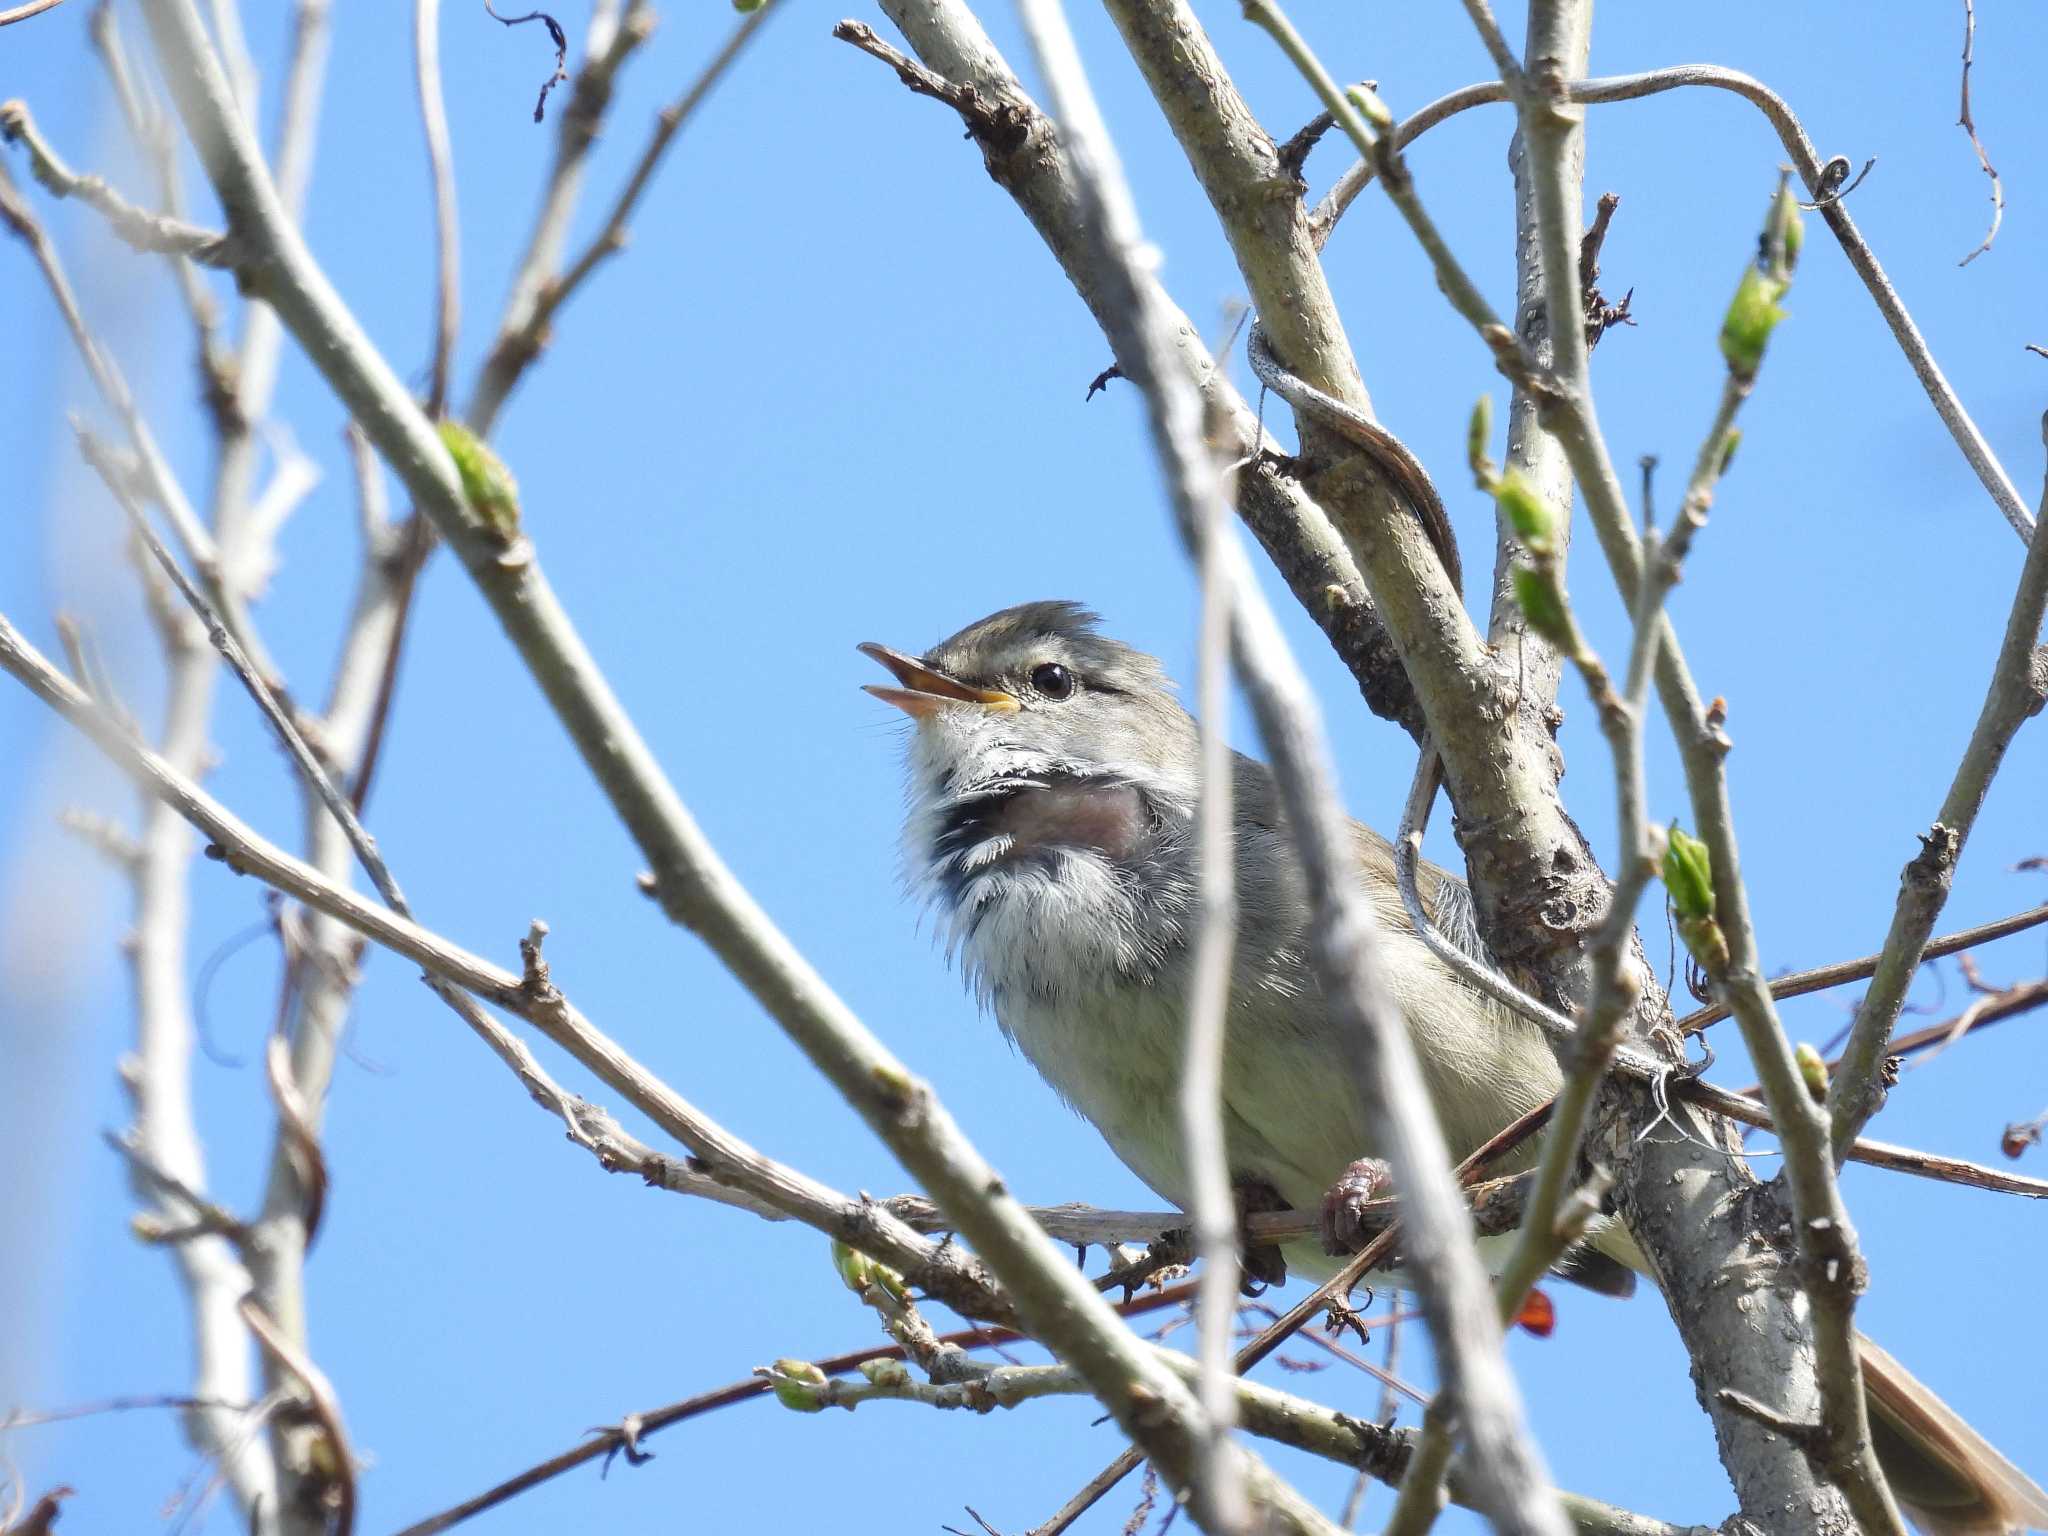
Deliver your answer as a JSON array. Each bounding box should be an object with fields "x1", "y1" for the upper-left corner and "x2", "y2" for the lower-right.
[{"x1": 1715, "y1": 1388, "x2": 1824, "y2": 1451}]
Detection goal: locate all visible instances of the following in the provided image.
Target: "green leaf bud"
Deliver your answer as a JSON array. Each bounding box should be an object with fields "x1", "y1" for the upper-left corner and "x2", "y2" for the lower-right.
[
  {"x1": 1719, "y1": 266, "x2": 1787, "y2": 382},
  {"x1": 437, "y1": 420, "x2": 521, "y2": 540},
  {"x1": 1495, "y1": 469, "x2": 1555, "y2": 552},
  {"x1": 858, "y1": 1358, "x2": 912, "y2": 1389},
  {"x1": 1511, "y1": 566, "x2": 1573, "y2": 646},
  {"x1": 1344, "y1": 83, "x2": 1393, "y2": 133},
  {"x1": 1467, "y1": 395, "x2": 1494, "y2": 484},
  {"x1": 1795, "y1": 1042, "x2": 1829, "y2": 1101},
  {"x1": 1660, "y1": 826, "x2": 1715, "y2": 922},
  {"x1": 831, "y1": 1239, "x2": 874, "y2": 1294},
  {"x1": 768, "y1": 1359, "x2": 830, "y2": 1412},
  {"x1": 1677, "y1": 914, "x2": 1732, "y2": 978},
  {"x1": 1766, "y1": 179, "x2": 1804, "y2": 278}
]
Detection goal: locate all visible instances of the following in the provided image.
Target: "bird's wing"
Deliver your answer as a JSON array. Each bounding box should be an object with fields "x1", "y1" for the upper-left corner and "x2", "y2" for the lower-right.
[{"x1": 1861, "y1": 1333, "x2": 2048, "y2": 1535}]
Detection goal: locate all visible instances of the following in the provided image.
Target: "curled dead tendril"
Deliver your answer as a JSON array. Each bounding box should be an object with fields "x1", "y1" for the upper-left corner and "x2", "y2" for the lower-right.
[
  {"x1": 1799, "y1": 154, "x2": 1875, "y2": 211},
  {"x1": 483, "y1": 2, "x2": 568, "y2": 123}
]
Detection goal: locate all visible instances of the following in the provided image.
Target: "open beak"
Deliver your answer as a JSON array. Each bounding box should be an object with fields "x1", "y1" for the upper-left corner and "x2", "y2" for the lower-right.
[{"x1": 858, "y1": 641, "x2": 1020, "y2": 719}]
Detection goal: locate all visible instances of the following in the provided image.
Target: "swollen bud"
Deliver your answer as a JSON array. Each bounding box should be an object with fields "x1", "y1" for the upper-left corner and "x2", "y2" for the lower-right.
[
  {"x1": 1795, "y1": 1042, "x2": 1829, "y2": 1102},
  {"x1": 1717, "y1": 428, "x2": 1742, "y2": 477},
  {"x1": 1721, "y1": 177, "x2": 1802, "y2": 381},
  {"x1": 1511, "y1": 566, "x2": 1573, "y2": 646},
  {"x1": 1344, "y1": 83, "x2": 1393, "y2": 133},
  {"x1": 858, "y1": 1358, "x2": 912, "y2": 1389},
  {"x1": 767, "y1": 1359, "x2": 831, "y2": 1412},
  {"x1": 1719, "y1": 266, "x2": 1787, "y2": 382},
  {"x1": 1660, "y1": 826, "x2": 1715, "y2": 922},
  {"x1": 1765, "y1": 178, "x2": 1804, "y2": 279},
  {"x1": 832, "y1": 1239, "x2": 909, "y2": 1305},
  {"x1": 1495, "y1": 469, "x2": 1555, "y2": 553},
  {"x1": 437, "y1": 420, "x2": 521, "y2": 540},
  {"x1": 1467, "y1": 395, "x2": 1495, "y2": 484},
  {"x1": 831, "y1": 1239, "x2": 874, "y2": 1294},
  {"x1": 1662, "y1": 826, "x2": 1730, "y2": 974}
]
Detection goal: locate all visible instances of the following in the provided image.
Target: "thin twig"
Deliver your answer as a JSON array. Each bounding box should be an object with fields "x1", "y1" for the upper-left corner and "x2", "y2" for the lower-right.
[
  {"x1": 466, "y1": 0, "x2": 658, "y2": 430},
  {"x1": 1183, "y1": 327, "x2": 1246, "y2": 1523},
  {"x1": 79, "y1": 426, "x2": 414, "y2": 921},
  {"x1": 1, "y1": 1394, "x2": 257, "y2": 1432},
  {"x1": 1309, "y1": 66, "x2": 2035, "y2": 543},
  {"x1": 1500, "y1": 27, "x2": 1903, "y2": 1522},
  {"x1": 390, "y1": 1290, "x2": 1194, "y2": 1536},
  {"x1": 484, "y1": 2, "x2": 569, "y2": 123},
  {"x1": 0, "y1": 99, "x2": 238, "y2": 265},
  {"x1": 0, "y1": 0, "x2": 70, "y2": 25},
  {"x1": 415, "y1": 0, "x2": 460, "y2": 416},
  {"x1": 238, "y1": 1297, "x2": 355, "y2": 1536},
  {"x1": 1013, "y1": 5, "x2": 1330, "y2": 1526},
  {"x1": 1828, "y1": 427, "x2": 2048, "y2": 1155},
  {"x1": 1676, "y1": 901, "x2": 2048, "y2": 1032},
  {"x1": 1036, "y1": 1104, "x2": 1557, "y2": 1536},
  {"x1": 0, "y1": 157, "x2": 232, "y2": 604},
  {"x1": 529, "y1": 3, "x2": 779, "y2": 370},
  {"x1": 1954, "y1": 0, "x2": 2003, "y2": 267},
  {"x1": 0, "y1": 611, "x2": 1016, "y2": 1325}
]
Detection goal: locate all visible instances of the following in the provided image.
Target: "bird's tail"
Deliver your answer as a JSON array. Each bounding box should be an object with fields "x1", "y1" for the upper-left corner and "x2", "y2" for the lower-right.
[{"x1": 1859, "y1": 1333, "x2": 2048, "y2": 1535}]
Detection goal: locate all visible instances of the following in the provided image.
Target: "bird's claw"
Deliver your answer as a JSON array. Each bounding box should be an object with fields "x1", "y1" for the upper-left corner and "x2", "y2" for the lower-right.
[{"x1": 1319, "y1": 1156, "x2": 1394, "y2": 1257}]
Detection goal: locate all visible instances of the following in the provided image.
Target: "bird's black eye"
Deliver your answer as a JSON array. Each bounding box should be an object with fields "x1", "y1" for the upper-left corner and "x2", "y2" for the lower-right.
[{"x1": 1030, "y1": 662, "x2": 1074, "y2": 700}]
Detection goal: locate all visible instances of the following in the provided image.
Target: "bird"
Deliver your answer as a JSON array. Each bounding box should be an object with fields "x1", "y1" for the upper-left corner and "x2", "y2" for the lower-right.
[{"x1": 861, "y1": 598, "x2": 2048, "y2": 1536}]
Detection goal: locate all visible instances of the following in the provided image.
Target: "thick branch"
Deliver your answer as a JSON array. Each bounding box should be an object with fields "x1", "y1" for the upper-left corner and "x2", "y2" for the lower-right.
[
  {"x1": 1030, "y1": 3, "x2": 1565, "y2": 1530},
  {"x1": 843, "y1": 7, "x2": 1426, "y2": 736}
]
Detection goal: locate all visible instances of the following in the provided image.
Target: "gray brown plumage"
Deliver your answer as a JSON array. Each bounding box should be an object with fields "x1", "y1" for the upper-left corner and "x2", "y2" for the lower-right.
[{"x1": 864, "y1": 601, "x2": 2047, "y2": 1534}]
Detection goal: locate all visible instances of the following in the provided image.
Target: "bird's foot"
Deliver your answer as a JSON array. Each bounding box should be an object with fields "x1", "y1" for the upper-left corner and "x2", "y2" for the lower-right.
[
  {"x1": 1319, "y1": 1156, "x2": 1395, "y2": 1257},
  {"x1": 1233, "y1": 1175, "x2": 1290, "y2": 1294}
]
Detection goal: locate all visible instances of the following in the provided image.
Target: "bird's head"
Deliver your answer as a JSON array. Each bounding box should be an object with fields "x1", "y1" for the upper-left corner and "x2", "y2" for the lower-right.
[{"x1": 859, "y1": 601, "x2": 1198, "y2": 901}]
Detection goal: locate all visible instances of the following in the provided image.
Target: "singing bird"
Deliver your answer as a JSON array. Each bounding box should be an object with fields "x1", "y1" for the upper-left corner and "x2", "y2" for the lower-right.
[{"x1": 862, "y1": 600, "x2": 2048, "y2": 1536}]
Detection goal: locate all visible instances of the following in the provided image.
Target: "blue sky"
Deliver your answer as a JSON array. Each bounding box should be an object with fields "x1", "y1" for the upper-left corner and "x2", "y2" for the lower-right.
[{"x1": 2, "y1": 1, "x2": 2045, "y2": 1532}]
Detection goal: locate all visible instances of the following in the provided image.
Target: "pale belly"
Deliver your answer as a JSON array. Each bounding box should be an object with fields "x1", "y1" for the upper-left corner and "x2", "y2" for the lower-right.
[
  {"x1": 990, "y1": 930, "x2": 1579, "y2": 1286},
  {"x1": 996, "y1": 977, "x2": 1376, "y2": 1218}
]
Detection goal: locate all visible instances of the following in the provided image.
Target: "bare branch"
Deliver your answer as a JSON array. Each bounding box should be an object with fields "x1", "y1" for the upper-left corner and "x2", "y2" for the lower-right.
[
  {"x1": 0, "y1": 157, "x2": 231, "y2": 593},
  {"x1": 0, "y1": 611, "x2": 1016, "y2": 1324},
  {"x1": 514, "y1": 2, "x2": 781, "y2": 387},
  {"x1": 415, "y1": 0, "x2": 460, "y2": 417},
  {"x1": 238, "y1": 1297, "x2": 355, "y2": 1536},
  {"x1": 79, "y1": 424, "x2": 416, "y2": 924},
  {"x1": 0, "y1": 0, "x2": 70, "y2": 26},
  {"x1": 1954, "y1": 0, "x2": 2003, "y2": 266},
  {"x1": 1312, "y1": 66, "x2": 2036, "y2": 544},
  {"x1": 841, "y1": 5, "x2": 1428, "y2": 737},
  {"x1": 1184, "y1": 340, "x2": 1246, "y2": 1520},
  {"x1": 1500, "y1": 31, "x2": 1899, "y2": 1521},
  {"x1": 467, "y1": 0, "x2": 658, "y2": 431},
  {"x1": 1829, "y1": 429, "x2": 2048, "y2": 1152},
  {"x1": 1684, "y1": 1079, "x2": 2048, "y2": 1198},
  {"x1": 1035, "y1": 1106, "x2": 1556, "y2": 1534},
  {"x1": 0, "y1": 99, "x2": 240, "y2": 264},
  {"x1": 1676, "y1": 900, "x2": 2048, "y2": 1032},
  {"x1": 399, "y1": 1259, "x2": 1695, "y2": 1536}
]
